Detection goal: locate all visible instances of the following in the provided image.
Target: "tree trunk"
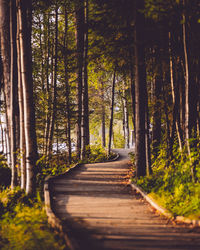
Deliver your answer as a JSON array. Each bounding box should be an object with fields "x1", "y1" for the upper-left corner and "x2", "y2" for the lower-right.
[
  {"x1": 169, "y1": 32, "x2": 183, "y2": 152},
  {"x1": 48, "y1": 1, "x2": 58, "y2": 157},
  {"x1": 101, "y1": 82, "x2": 106, "y2": 148},
  {"x1": 44, "y1": 11, "x2": 51, "y2": 157},
  {"x1": 123, "y1": 84, "x2": 130, "y2": 149},
  {"x1": 0, "y1": 0, "x2": 11, "y2": 167},
  {"x1": 152, "y1": 66, "x2": 162, "y2": 158},
  {"x1": 16, "y1": 3, "x2": 26, "y2": 189},
  {"x1": 75, "y1": 0, "x2": 84, "y2": 159},
  {"x1": 182, "y1": 2, "x2": 196, "y2": 180},
  {"x1": 17, "y1": 0, "x2": 38, "y2": 194},
  {"x1": 64, "y1": 4, "x2": 72, "y2": 164},
  {"x1": 10, "y1": 0, "x2": 18, "y2": 188},
  {"x1": 145, "y1": 102, "x2": 152, "y2": 175},
  {"x1": 134, "y1": 0, "x2": 147, "y2": 177},
  {"x1": 81, "y1": 0, "x2": 89, "y2": 159},
  {"x1": 108, "y1": 71, "x2": 116, "y2": 155},
  {"x1": 183, "y1": 10, "x2": 190, "y2": 156}
]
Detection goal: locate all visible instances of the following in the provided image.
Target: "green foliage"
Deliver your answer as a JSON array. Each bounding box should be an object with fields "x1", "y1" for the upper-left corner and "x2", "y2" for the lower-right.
[
  {"x1": 36, "y1": 155, "x2": 70, "y2": 200},
  {"x1": 0, "y1": 188, "x2": 33, "y2": 216},
  {"x1": 78, "y1": 144, "x2": 117, "y2": 164},
  {"x1": 79, "y1": 144, "x2": 112, "y2": 163},
  {"x1": 113, "y1": 132, "x2": 125, "y2": 148},
  {"x1": 128, "y1": 152, "x2": 135, "y2": 164},
  {"x1": 133, "y1": 138, "x2": 200, "y2": 218},
  {"x1": 0, "y1": 188, "x2": 65, "y2": 250}
]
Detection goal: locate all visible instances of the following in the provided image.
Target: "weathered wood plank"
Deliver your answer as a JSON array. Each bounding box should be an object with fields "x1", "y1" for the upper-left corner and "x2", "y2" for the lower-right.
[{"x1": 51, "y1": 149, "x2": 200, "y2": 250}]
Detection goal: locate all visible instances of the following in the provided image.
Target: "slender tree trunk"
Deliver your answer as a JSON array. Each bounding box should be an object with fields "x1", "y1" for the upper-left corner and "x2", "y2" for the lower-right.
[
  {"x1": 180, "y1": 60, "x2": 186, "y2": 136},
  {"x1": 183, "y1": 3, "x2": 191, "y2": 156},
  {"x1": 0, "y1": 0, "x2": 11, "y2": 167},
  {"x1": 101, "y1": 82, "x2": 106, "y2": 148},
  {"x1": 169, "y1": 32, "x2": 183, "y2": 152},
  {"x1": 123, "y1": 85, "x2": 130, "y2": 149},
  {"x1": 152, "y1": 69, "x2": 162, "y2": 158},
  {"x1": 182, "y1": 2, "x2": 196, "y2": 180},
  {"x1": 134, "y1": 0, "x2": 147, "y2": 177},
  {"x1": 38, "y1": 15, "x2": 45, "y2": 91},
  {"x1": 121, "y1": 96, "x2": 126, "y2": 140},
  {"x1": 44, "y1": 11, "x2": 51, "y2": 157},
  {"x1": 162, "y1": 76, "x2": 171, "y2": 157},
  {"x1": 48, "y1": 2, "x2": 58, "y2": 157},
  {"x1": 75, "y1": 0, "x2": 84, "y2": 159},
  {"x1": 4, "y1": 128, "x2": 8, "y2": 158},
  {"x1": 108, "y1": 71, "x2": 116, "y2": 155},
  {"x1": 81, "y1": 0, "x2": 90, "y2": 159},
  {"x1": 129, "y1": 53, "x2": 136, "y2": 142},
  {"x1": 0, "y1": 123, "x2": 3, "y2": 153},
  {"x1": 38, "y1": 14, "x2": 46, "y2": 153},
  {"x1": 16, "y1": 4, "x2": 26, "y2": 189},
  {"x1": 64, "y1": 4, "x2": 72, "y2": 164},
  {"x1": 17, "y1": 0, "x2": 38, "y2": 194},
  {"x1": 10, "y1": 0, "x2": 18, "y2": 188},
  {"x1": 145, "y1": 102, "x2": 152, "y2": 175}
]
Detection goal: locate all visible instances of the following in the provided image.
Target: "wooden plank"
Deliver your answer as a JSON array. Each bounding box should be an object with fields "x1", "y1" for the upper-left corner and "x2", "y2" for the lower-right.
[{"x1": 51, "y1": 149, "x2": 200, "y2": 250}]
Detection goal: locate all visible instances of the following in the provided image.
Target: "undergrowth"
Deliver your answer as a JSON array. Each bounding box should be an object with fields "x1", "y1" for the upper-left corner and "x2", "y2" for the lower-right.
[
  {"x1": 0, "y1": 144, "x2": 115, "y2": 249},
  {"x1": 78, "y1": 145, "x2": 116, "y2": 164},
  {"x1": 0, "y1": 188, "x2": 65, "y2": 250},
  {"x1": 132, "y1": 138, "x2": 200, "y2": 219},
  {"x1": 37, "y1": 144, "x2": 114, "y2": 198}
]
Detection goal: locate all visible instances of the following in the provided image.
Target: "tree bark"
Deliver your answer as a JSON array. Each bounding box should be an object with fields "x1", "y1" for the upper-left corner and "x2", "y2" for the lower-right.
[
  {"x1": 81, "y1": 0, "x2": 90, "y2": 159},
  {"x1": 145, "y1": 102, "x2": 152, "y2": 175},
  {"x1": 17, "y1": 0, "x2": 38, "y2": 194},
  {"x1": 48, "y1": 1, "x2": 58, "y2": 157},
  {"x1": 44, "y1": 11, "x2": 51, "y2": 158},
  {"x1": 64, "y1": 4, "x2": 72, "y2": 164},
  {"x1": 123, "y1": 84, "x2": 130, "y2": 149},
  {"x1": 0, "y1": 0, "x2": 11, "y2": 167},
  {"x1": 10, "y1": 0, "x2": 18, "y2": 188},
  {"x1": 152, "y1": 65, "x2": 162, "y2": 158},
  {"x1": 101, "y1": 82, "x2": 106, "y2": 148},
  {"x1": 16, "y1": 2, "x2": 26, "y2": 189},
  {"x1": 134, "y1": 0, "x2": 147, "y2": 177},
  {"x1": 75, "y1": 0, "x2": 84, "y2": 159},
  {"x1": 169, "y1": 32, "x2": 183, "y2": 152},
  {"x1": 108, "y1": 71, "x2": 116, "y2": 156}
]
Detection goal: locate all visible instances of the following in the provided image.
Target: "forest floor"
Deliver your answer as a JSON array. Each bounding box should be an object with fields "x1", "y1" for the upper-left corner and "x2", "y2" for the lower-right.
[{"x1": 50, "y1": 149, "x2": 200, "y2": 250}]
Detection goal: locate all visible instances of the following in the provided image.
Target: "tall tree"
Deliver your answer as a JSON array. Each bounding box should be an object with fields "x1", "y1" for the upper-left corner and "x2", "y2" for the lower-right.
[
  {"x1": 108, "y1": 70, "x2": 116, "y2": 155},
  {"x1": 48, "y1": 1, "x2": 58, "y2": 157},
  {"x1": 81, "y1": 0, "x2": 90, "y2": 159},
  {"x1": 10, "y1": 0, "x2": 19, "y2": 188},
  {"x1": 64, "y1": 2, "x2": 72, "y2": 164},
  {"x1": 134, "y1": 0, "x2": 147, "y2": 177},
  {"x1": 75, "y1": 0, "x2": 84, "y2": 159},
  {"x1": 0, "y1": 0, "x2": 11, "y2": 165},
  {"x1": 17, "y1": 0, "x2": 38, "y2": 194}
]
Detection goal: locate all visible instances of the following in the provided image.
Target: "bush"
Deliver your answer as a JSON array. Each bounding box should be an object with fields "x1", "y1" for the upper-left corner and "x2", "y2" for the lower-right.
[
  {"x1": 0, "y1": 188, "x2": 65, "y2": 250},
  {"x1": 132, "y1": 139, "x2": 200, "y2": 218},
  {"x1": 79, "y1": 144, "x2": 115, "y2": 164}
]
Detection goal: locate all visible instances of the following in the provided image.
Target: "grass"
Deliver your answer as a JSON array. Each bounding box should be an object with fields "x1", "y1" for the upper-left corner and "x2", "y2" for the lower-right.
[
  {"x1": 132, "y1": 139, "x2": 200, "y2": 220},
  {"x1": 0, "y1": 144, "x2": 115, "y2": 249},
  {"x1": 0, "y1": 188, "x2": 65, "y2": 250}
]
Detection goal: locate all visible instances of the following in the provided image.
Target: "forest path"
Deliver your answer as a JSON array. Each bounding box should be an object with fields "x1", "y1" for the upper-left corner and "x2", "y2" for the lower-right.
[{"x1": 51, "y1": 149, "x2": 200, "y2": 250}]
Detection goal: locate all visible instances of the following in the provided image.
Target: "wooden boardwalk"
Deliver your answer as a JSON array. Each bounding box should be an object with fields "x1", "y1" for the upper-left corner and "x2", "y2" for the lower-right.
[{"x1": 51, "y1": 149, "x2": 200, "y2": 250}]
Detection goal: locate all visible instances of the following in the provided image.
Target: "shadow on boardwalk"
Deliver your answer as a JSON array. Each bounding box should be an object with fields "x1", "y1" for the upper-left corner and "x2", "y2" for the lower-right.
[{"x1": 50, "y1": 148, "x2": 200, "y2": 250}]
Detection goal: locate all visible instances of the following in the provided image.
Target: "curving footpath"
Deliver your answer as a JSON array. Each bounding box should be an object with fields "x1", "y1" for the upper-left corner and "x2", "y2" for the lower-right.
[{"x1": 47, "y1": 149, "x2": 200, "y2": 250}]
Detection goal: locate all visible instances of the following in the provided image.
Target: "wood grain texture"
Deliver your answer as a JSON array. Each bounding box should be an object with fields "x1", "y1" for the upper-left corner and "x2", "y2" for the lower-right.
[{"x1": 51, "y1": 149, "x2": 200, "y2": 250}]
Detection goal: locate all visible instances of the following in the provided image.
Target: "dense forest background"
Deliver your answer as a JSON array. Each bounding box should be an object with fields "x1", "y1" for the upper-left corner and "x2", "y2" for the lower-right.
[{"x1": 0, "y1": 0, "x2": 200, "y2": 197}]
